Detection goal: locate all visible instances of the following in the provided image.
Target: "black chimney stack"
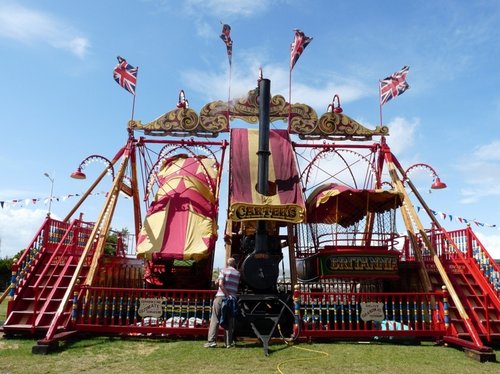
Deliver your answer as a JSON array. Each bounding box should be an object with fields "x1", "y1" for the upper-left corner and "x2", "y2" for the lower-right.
[
  {"x1": 241, "y1": 78, "x2": 279, "y2": 291},
  {"x1": 255, "y1": 78, "x2": 271, "y2": 254}
]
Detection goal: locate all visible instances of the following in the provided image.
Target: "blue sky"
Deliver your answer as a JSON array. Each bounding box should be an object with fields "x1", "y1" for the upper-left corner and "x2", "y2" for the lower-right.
[{"x1": 1, "y1": 0, "x2": 500, "y2": 265}]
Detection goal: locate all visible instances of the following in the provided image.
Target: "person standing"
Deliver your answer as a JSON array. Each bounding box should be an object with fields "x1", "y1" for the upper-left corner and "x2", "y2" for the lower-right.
[{"x1": 204, "y1": 257, "x2": 240, "y2": 348}]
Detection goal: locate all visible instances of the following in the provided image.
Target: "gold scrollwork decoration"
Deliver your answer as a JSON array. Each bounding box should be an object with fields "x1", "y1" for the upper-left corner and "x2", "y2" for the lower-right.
[
  {"x1": 296, "y1": 112, "x2": 390, "y2": 140},
  {"x1": 287, "y1": 103, "x2": 319, "y2": 134},
  {"x1": 130, "y1": 105, "x2": 230, "y2": 136},
  {"x1": 209, "y1": 91, "x2": 289, "y2": 124},
  {"x1": 137, "y1": 108, "x2": 200, "y2": 134},
  {"x1": 200, "y1": 100, "x2": 228, "y2": 118},
  {"x1": 200, "y1": 114, "x2": 229, "y2": 132},
  {"x1": 289, "y1": 116, "x2": 317, "y2": 134},
  {"x1": 175, "y1": 108, "x2": 198, "y2": 131},
  {"x1": 199, "y1": 100, "x2": 231, "y2": 131},
  {"x1": 129, "y1": 89, "x2": 389, "y2": 140},
  {"x1": 229, "y1": 90, "x2": 260, "y2": 122},
  {"x1": 269, "y1": 94, "x2": 288, "y2": 120}
]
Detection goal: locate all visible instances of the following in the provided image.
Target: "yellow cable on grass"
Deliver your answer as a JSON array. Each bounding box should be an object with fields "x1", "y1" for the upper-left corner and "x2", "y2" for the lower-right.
[{"x1": 276, "y1": 345, "x2": 330, "y2": 374}]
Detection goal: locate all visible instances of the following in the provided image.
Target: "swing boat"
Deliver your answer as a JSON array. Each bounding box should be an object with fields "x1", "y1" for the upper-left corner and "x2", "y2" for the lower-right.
[{"x1": 2, "y1": 77, "x2": 500, "y2": 361}]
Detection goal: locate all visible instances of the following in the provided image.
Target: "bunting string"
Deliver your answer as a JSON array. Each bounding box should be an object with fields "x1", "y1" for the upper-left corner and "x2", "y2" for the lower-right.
[
  {"x1": 0, "y1": 191, "x2": 131, "y2": 210},
  {"x1": 415, "y1": 206, "x2": 497, "y2": 229},
  {"x1": 0, "y1": 194, "x2": 496, "y2": 230}
]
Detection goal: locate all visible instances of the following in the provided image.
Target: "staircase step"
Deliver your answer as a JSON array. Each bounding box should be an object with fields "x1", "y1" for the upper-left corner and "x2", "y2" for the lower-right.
[
  {"x1": 2, "y1": 324, "x2": 57, "y2": 333},
  {"x1": 2, "y1": 323, "x2": 33, "y2": 330},
  {"x1": 478, "y1": 319, "x2": 500, "y2": 324},
  {"x1": 19, "y1": 297, "x2": 63, "y2": 303},
  {"x1": 29, "y1": 284, "x2": 70, "y2": 289},
  {"x1": 473, "y1": 305, "x2": 499, "y2": 312},
  {"x1": 9, "y1": 310, "x2": 36, "y2": 315}
]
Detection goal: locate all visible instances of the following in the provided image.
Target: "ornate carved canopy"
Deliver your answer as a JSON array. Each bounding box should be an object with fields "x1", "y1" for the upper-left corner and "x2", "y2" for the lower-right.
[{"x1": 129, "y1": 89, "x2": 388, "y2": 140}]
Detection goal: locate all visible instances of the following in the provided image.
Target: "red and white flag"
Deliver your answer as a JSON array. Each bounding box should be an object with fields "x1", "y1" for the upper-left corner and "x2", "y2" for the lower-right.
[
  {"x1": 379, "y1": 66, "x2": 410, "y2": 106},
  {"x1": 113, "y1": 56, "x2": 138, "y2": 95},
  {"x1": 220, "y1": 23, "x2": 233, "y2": 66},
  {"x1": 290, "y1": 29, "x2": 313, "y2": 71}
]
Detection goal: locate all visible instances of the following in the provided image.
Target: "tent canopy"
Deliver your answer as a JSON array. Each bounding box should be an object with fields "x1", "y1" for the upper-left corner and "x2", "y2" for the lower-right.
[
  {"x1": 137, "y1": 154, "x2": 219, "y2": 261},
  {"x1": 306, "y1": 183, "x2": 403, "y2": 227}
]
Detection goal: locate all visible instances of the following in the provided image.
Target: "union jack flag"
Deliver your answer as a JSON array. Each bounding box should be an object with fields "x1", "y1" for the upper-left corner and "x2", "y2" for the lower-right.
[
  {"x1": 113, "y1": 56, "x2": 138, "y2": 95},
  {"x1": 290, "y1": 29, "x2": 313, "y2": 71},
  {"x1": 220, "y1": 23, "x2": 233, "y2": 66},
  {"x1": 379, "y1": 66, "x2": 410, "y2": 106}
]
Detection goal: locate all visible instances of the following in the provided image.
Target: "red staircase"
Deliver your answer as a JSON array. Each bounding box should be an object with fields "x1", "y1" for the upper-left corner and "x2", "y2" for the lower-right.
[
  {"x1": 3, "y1": 218, "x2": 95, "y2": 337},
  {"x1": 426, "y1": 227, "x2": 500, "y2": 347}
]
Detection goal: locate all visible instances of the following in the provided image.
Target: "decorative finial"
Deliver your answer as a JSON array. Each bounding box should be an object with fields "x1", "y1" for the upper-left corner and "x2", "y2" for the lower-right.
[{"x1": 176, "y1": 90, "x2": 189, "y2": 109}]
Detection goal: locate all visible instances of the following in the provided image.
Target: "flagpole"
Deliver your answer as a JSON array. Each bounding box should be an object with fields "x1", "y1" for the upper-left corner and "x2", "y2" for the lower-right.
[
  {"x1": 288, "y1": 68, "x2": 292, "y2": 128},
  {"x1": 227, "y1": 63, "x2": 232, "y2": 121},
  {"x1": 131, "y1": 66, "x2": 138, "y2": 121},
  {"x1": 378, "y1": 81, "x2": 383, "y2": 126},
  {"x1": 219, "y1": 23, "x2": 232, "y2": 123},
  {"x1": 131, "y1": 94, "x2": 136, "y2": 121}
]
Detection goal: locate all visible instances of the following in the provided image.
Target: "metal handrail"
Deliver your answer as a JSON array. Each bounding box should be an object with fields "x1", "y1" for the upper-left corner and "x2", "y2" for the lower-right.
[
  {"x1": 32, "y1": 220, "x2": 80, "y2": 330},
  {"x1": 431, "y1": 228, "x2": 496, "y2": 343}
]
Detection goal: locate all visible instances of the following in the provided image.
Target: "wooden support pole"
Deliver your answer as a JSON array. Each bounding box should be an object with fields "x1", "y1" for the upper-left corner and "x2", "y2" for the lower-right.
[{"x1": 387, "y1": 160, "x2": 433, "y2": 292}]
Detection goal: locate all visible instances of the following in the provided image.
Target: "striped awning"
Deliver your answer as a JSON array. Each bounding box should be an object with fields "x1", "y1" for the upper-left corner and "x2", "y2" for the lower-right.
[
  {"x1": 136, "y1": 155, "x2": 219, "y2": 261},
  {"x1": 228, "y1": 128, "x2": 305, "y2": 224}
]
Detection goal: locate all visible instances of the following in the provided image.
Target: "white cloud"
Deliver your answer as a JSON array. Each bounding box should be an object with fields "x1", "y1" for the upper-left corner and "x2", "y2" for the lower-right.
[
  {"x1": 0, "y1": 208, "x2": 47, "y2": 258},
  {"x1": 459, "y1": 185, "x2": 500, "y2": 205},
  {"x1": 52, "y1": 36, "x2": 90, "y2": 58},
  {"x1": 0, "y1": 3, "x2": 90, "y2": 58},
  {"x1": 182, "y1": 58, "x2": 369, "y2": 113},
  {"x1": 290, "y1": 79, "x2": 368, "y2": 112},
  {"x1": 194, "y1": 20, "x2": 214, "y2": 38},
  {"x1": 475, "y1": 232, "x2": 500, "y2": 260},
  {"x1": 184, "y1": 0, "x2": 270, "y2": 18},
  {"x1": 180, "y1": 0, "x2": 279, "y2": 41},
  {"x1": 457, "y1": 139, "x2": 500, "y2": 204},
  {"x1": 472, "y1": 140, "x2": 500, "y2": 161},
  {"x1": 384, "y1": 116, "x2": 419, "y2": 155}
]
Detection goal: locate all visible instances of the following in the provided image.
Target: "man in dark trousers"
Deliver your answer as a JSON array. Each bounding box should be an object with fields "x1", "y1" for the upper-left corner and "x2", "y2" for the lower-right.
[{"x1": 204, "y1": 257, "x2": 240, "y2": 348}]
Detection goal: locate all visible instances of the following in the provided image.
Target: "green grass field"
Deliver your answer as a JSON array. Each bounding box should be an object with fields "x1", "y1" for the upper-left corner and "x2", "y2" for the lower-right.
[{"x1": 1, "y1": 300, "x2": 498, "y2": 373}]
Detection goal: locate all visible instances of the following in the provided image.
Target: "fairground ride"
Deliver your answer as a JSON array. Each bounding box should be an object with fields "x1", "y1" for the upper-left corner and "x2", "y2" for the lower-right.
[{"x1": 2, "y1": 76, "x2": 500, "y2": 361}]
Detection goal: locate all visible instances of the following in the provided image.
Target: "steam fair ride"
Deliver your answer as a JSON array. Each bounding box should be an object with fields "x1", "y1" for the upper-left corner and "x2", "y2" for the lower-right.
[{"x1": 2, "y1": 77, "x2": 500, "y2": 360}]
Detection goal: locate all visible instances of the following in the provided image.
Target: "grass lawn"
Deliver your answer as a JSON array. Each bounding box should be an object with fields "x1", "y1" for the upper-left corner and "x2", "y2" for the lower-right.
[{"x1": 1, "y1": 299, "x2": 499, "y2": 373}]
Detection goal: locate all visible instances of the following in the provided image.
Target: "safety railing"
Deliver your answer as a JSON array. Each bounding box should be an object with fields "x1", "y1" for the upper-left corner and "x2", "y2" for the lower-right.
[
  {"x1": 9, "y1": 217, "x2": 53, "y2": 298},
  {"x1": 435, "y1": 228, "x2": 500, "y2": 342},
  {"x1": 72, "y1": 286, "x2": 215, "y2": 336},
  {"x1": 294, "y1": 223, "x2": 402, "y2": 258},
  {"x1": 430, "y1": 227, "x2": 500, "y2": 302},
  {"x1": 403, "y1": 227, "x2": 499, "y2": 345},
  {"x1": 293, "y1": 288, "x2": 447, "y2": 339},
  {"x1": 31, "y1": 219, "x2": 95, "y2": 330},
  {"x1": 456, "y1": 228, "x2": 500, "y2": 295},
  {"x1": 398, "y1": 227, "x2": 500, "y2": 296}
]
